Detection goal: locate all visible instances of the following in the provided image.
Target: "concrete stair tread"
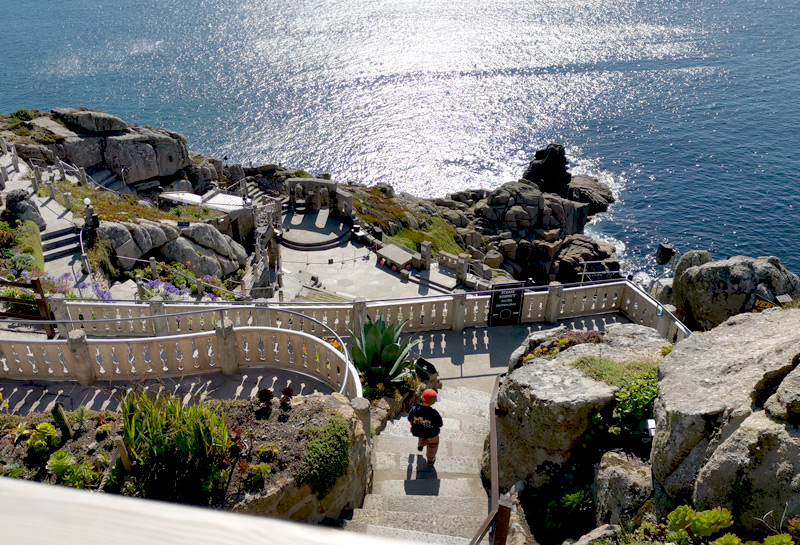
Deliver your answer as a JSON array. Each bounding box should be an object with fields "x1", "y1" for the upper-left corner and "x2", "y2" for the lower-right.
[
  {"x1": 42, "y1": 235, "x2": 79, "y2": 251},
  {"x1": 383, "y1": 413, "x2": 489, "y2": 434},
  {"x1": 348, "y1": 509, "x2": 485, "y2": 539},
  {"x1": 364, "y1": 524, "x2": 485, "y2": 545},
  {"x1": 40, "y1": 226, "x2": 76, "y2": 240},
  {"x1": 438, "y1": 386, "x2": 492, "y2": 406},
  {"x1": 372, "y1": 476, "x2": 485, "y2": 498},
  {"x1": 374, "y1": 435, "x2": 485, "y2": 459},
  {"x1": 374, "y1": 452, "x2": 482, "y2": 475},
  {"x1": 363, "y1": 493, "x2": 488, "y2": 516}
]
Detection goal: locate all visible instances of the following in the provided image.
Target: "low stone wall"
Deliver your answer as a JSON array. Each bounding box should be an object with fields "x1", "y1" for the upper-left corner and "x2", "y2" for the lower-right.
[{"x1": 232, "y1": 393, "x2": 371, "y2": 523}]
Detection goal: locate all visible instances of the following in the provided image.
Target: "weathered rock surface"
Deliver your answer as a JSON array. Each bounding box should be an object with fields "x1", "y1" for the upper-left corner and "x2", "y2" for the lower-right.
[
  {"x1": 97, "y1": 221, "x2": 140, "y2": 270},
  {"x1": 595, "y1": 451, "x2": 652, "y2": 525},
  {"x1": 490, "y1": 354, "x2": 617, "y2": 490},
  {"x1": 672, "y1": 254, "x2": 800, "y2": 330},
  {"x1": 52, "y1": 108, "x2": 128, "y2": 133},
  {"x1": 521, "y1": 143, "x2": 571, "y2": 194},
  {"x1": 1, "y1": 189, "x2": 46, "y2": 231},
  {"x1": 651, "y1": 309, "x2": 800, "y2": 531},
  {"x1": 568, "y1": 175, "x2": 615, "y2": 215},
  {"x1": 553, "y1": 234, "x2": 618, "y2": 283},
  {"x1": 104, "y1": 127, "x2": 190, "y2": 183}
]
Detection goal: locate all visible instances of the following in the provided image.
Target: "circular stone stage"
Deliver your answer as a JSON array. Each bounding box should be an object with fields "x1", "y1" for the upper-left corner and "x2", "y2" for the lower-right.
[{"x1": 281, "y1": 209, "x2": 352, "y2": 250}]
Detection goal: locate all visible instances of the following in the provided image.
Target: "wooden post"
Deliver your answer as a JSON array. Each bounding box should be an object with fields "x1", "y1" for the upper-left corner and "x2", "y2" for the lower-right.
[
  {"x1": 31, "y1": 170, "x2": 39, "y2": 193},
  {"x1": 78, "y1": 167, "x2": 88, "y2": 185},
  {"x1": 51, "y1": 402, "x2": 73, "y2": 440},
  {"x1": 46, "y1": 182, "x2": 55, "y2": 200},
  {"x1": 149, "y1": 257, "x2": 158, "y2": 280},
  {"x1": 32, "y1": 278, "x2": 55, "y2": 339},
  {"x1": 0, "y1": 165, "x2": 8, "y2": 184},
  {"x1": 57, "y1": 161, "x2": 67, "y2": 181},
  {"x1": 63, "y1": 192, "x2": 72, "y2": 212},
  {"x1": 10, "y1": 147, "x2": 19, "y2": 173},
  {"x1": 492, "y1": 496, "x2": 513, "y2": 545},
  {"x1": 115, "y1": 436, "x2": 132, "y2": 472},
  {"x1": 0, "y1": 137, "x2": 7, "y2": 154},
  {"x1": 148, "y1": 299, "x2": 170, "y2": 337}
]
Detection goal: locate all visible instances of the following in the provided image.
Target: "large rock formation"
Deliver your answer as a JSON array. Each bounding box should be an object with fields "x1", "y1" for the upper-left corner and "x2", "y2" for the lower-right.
[
  {"x1": 1, "y1": 189, "x2": 46, "y2": 231},
  {"x1": 12, "y1": 108, "x2": 192, "y2": 186},
  {"x1": 651, "y1": 309, "x2": 800, "y2": 533},
  {"x1": 595, "y1": 451, "x2": 653, "y2": 526},
  {"x1": 97, "y1": 219, "x2": 248, "y2": 277},
  {"x1": 671, "y1": 253, "x2": 800, "y2": 330},
  {"x1": 492, "y1": 324, "x2": 668, "y2": 490}
]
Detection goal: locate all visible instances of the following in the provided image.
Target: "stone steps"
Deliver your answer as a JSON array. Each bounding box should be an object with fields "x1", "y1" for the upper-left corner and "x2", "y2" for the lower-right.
[
  {"x1": 346, "y1": 385, "x2": 491, "y2": 543},
  {"x1": 348, "y1": 509, "x2": 485, "y2": 539},
  {"x1": 41, "y1": 226, "x2": 80, "y2": 262},
  {"x1": 365, "y1": 525, "x2": 481, "y2": 545}
]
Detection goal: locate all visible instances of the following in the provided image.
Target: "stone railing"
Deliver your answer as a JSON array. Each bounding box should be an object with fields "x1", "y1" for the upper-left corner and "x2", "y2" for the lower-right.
[
  {"x1": 54, "y1": 280, "x2": 690, "y2": 343},
  {"x1": 0, "y1": 322, "x2": 359, "y2": 397}
]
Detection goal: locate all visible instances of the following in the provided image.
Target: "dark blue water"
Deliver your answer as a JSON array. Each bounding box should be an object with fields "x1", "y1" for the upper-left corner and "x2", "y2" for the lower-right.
[{"x1": 2, "y1": 0, "x2": 798, "y2": 277}]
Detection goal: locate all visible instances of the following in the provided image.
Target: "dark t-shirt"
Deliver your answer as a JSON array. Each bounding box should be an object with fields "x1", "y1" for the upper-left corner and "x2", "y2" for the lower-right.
[{"x1": 408, "y1": 404, "x2": 443, "y2": 439}]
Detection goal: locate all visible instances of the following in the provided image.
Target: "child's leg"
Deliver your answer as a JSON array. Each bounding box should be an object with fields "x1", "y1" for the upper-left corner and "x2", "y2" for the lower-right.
[{"x1": 425, "y1": 435, "x2": 439, "y2": 464}]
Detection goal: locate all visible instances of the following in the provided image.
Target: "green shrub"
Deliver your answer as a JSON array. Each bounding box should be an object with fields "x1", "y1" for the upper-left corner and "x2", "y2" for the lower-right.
[
  {"x1": 544, "y1": 487, "x2": 595, "y2": 537},
  {"x1": 391, "y1": 217, "x2": 464, "y2": 255},
  {"x1": 612, "y1": 369, "x2": 658, "y2": 426},
  {"x1": 299, "y1": 416, "x2": 351, "y2": 496},
  {"x1": 0, "y1": 221, "x2": 14, "y2": 249},
  {"x1": 26, "y1": 422, "x2": 60, "y2": 455},
  {"x1": 46, "y1": 450, "x2": 76, "y2": 478},
  {"x1": 667, "y1": 505, "x2": 734, "y2": 543},
  {"x1": 13, "y1": 221, "x2": 44, "y2": 271},
  {"x1": 0, "y1": 285, "x2": 38, "y2": 316},
  {"x1": 12, "y1": 109, "x2": 34, "y2": 122},
  {"x1": 246, "y1": 462, "x2": 272, "y2": 487},
  {"x1": 88, "y1": 237, "x2": 119, "y2": 279},
  {"x1": 571, "y1": 355, "x2": 657, "y2": 388},
  {"x1": 255, "y1": 443, "x2": 278, "y2": 463},
  {"x1": 9, "y1": 253, "x2": 35, "y2": 273},
  {"x1": 120, "y1": 392, "x2": 230, "y2": 504}
]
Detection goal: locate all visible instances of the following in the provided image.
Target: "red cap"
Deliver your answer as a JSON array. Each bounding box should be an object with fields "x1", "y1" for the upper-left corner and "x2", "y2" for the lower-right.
[{"x1": 422, "y1": 389, "x2": 438, "y2": 405}]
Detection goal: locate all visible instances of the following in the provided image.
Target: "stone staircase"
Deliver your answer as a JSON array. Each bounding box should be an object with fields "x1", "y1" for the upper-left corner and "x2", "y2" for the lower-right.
[
  {"x1": 87, "y1": 168, "x2": 130, "y2": 194},
  {"x1": 42, "y1": 226, "x2": 81, "y2": 262},
  {"x1": 347, "y1": 386, "x2": 492, "y2": 544}
]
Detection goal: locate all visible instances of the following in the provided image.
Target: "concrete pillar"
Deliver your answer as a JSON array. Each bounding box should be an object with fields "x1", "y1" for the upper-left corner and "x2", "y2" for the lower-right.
[
  {"x1": 0, "y1": 166, "x2": 8, "y2": 184},
  {"x1": 196, "y1": 278, "x2": 204, "y2": 295},
  {"x1": 544, "y1": 282, "x2": 564, "y2": 324},
  {"x1": 149, "y1": 257, "x2": 158, "y2": 280},
  {"x1": 136, "y1": 278, "x2": 146, "y2": 300},
  {"x1": 148, "y1": 299, "x2": 170, "y2": 336},
  {"x1": 46, "y1": 182, "x2": 55, "y2": 200},
  {"x1": 420, "y1": 241, "x2": 433, "y2": 270},
  {"x1": 350, "y1": 397, "x2": 371, "y2": 436},
  {"x1": 47, "y1": 165, "x2": 54, "y2": 181},
  {"x1": 253, "y1": 300, "x2": 271, "y2": 327},
  {"x1": 10, "y1": 147, "x2": 19, "y2": 172},
  {"x1": 0, "y1": 137, "x2": 7, "y2": 154},
  {"x1": 457, "y1": 253, "x2": 470, "y2": 282},
  {"x1": 63, "y1": 192, "x2": 72, "y2": 212},
  {"x1": 57, "y1": 162, "x2": 66, "y2": 181},
  {"x1": 452, "y1": 290, "x2": 467, "y2": 332},
  {"x1": 48, "y1": 294, "x2": 70, "y2": 338},
  {"x1": 33, "y1": 165, "x2": 41, "y2": 182},
  {"x1": 313, "y1": 186, "x2": 322, "y2": 210},
  {"x1": 353, "y1": 298, "x2": 368, "y2": 337},
  {"x1": 78, "y1": 167, "x2": 88, "y2": 185},
  {"x1": 215, "y1": 318, "x2": 238, "y2": 375},
  {"x1": 67, "y1": 330, "x2": 97, "y2": 386}
]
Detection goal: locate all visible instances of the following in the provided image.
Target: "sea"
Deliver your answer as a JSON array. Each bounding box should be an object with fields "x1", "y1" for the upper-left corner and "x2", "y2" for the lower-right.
[{"x1": 1, "y1": 0, "x2": 798, "y2": 279}]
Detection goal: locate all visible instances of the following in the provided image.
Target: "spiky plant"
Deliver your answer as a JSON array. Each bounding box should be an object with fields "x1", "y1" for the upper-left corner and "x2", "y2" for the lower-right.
[{"x1": 348, "y1": 314, "x2": 420, "y2": 389}]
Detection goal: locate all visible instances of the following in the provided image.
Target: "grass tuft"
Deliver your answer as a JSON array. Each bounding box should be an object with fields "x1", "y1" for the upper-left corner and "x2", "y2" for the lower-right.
[{"x1": 570, "y1": 355, "x2": 657, "y2": 388}]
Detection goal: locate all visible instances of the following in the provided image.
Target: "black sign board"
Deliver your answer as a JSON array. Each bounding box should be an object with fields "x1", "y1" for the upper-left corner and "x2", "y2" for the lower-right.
[
  {"x1": 752, "y1": 295, "x2": 777, "y2": 313},
  {"x1": 488, "y1": 282, "x2": 525, "y2": 327},
  {"x1": 177, "y1": 221, "x2": 190, "y2": 228}
]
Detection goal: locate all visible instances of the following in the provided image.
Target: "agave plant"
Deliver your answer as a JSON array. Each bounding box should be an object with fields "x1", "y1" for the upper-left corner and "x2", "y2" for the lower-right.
[{"x1": 348, "y1": 314, "x2": 421, "y2": 389}]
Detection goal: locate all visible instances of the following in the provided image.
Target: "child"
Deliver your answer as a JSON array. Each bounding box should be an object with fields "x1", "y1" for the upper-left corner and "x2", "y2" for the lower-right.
[{"x1": 408, "y1": 388, "x2": 443, "y2": 467}]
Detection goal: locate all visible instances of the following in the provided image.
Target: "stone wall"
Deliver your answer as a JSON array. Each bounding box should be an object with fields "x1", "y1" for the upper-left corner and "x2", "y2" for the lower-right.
[{"x1": 233, "y1": 393, "x2": 371, "y2": 523}]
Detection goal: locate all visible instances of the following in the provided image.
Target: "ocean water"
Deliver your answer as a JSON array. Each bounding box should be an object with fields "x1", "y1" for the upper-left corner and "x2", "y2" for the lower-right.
[{"x1": 2, "y1": 0, "x2": 798, "y2": 277}]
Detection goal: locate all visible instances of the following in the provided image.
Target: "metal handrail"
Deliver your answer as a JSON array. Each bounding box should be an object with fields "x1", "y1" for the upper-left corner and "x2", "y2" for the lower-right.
[{"x1": 469, "y1": 375, "x2": 509, "y2": 545}]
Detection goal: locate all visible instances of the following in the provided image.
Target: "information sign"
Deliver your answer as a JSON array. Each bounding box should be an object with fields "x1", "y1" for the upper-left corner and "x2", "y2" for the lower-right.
[{"x1": 488, "y1": 282, "x2": 525, "y2": 326}]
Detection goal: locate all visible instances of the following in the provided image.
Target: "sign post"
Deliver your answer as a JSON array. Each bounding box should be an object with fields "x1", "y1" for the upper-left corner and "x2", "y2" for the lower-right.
[{"x1": 488, "y1": 282, "x2": 525, "y2": 327}]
